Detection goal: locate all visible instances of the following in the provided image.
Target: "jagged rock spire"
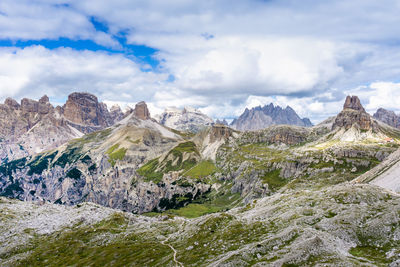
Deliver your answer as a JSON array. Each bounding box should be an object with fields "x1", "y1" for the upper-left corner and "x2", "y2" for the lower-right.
[
  {"x1": 133, "y1": 101, "x2": 151, "y2": 120},
  {"x1": 332, "y1": 95, "x2": 373, "y2": 131},
  {"x1": 343, "y1": 96, "x2": 365, "y2": 112}
]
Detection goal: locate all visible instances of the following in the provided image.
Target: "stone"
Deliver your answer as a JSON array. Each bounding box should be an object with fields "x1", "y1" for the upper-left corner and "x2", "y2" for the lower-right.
[
  {"x1": 39, "y1": 95, "x2": 49, "y2": 103},
  {"x1": 4, "y1": 98, "x2": 20, "y2": 110},
  {"x1": 20, "y1": 98, "x2": 39, "y2": 113},
  {"x1": 110, "y1": 105, "x2": 124, "y2": 122},
  {"x1": 63, "y1": 92, "x2": 107, "y2": 127},
  {"x1": 332, "y1": 95, "x2": 375, "y2": 131},
  {"x1": 373, "y1": 108, "x2": 400, "y2": 129},
  {"x1": 343, "y1": 95, "x2": 365, "y2": 112},
  {"x1": 133, "y1": 101, "x2": 151, "y2": 120}
]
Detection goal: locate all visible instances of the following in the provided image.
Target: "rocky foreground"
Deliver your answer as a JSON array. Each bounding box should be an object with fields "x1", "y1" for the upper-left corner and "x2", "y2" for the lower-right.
[{"x1": 1, "y1": 182, "x2": 399, "y2": 266}]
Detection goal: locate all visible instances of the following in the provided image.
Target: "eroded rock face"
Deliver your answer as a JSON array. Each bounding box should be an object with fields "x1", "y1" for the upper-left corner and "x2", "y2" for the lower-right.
[
  {"x1": 0, "y1": 92, "x2": 123, "y2": 162},
  {"x1": 109, "y1": 105, "x2": 124, "y2": 123},
  {"x1": 133, "y1": 101, "x2": 151, "y2": 120},
  {"x1": 373, "y1": 108, "x2": 400, "y2": 129},
  {"x1": 332, "y1": 96, "x2": 375, "y2": 131},
  {"x1": 231, "y1": 103, "x2": 312, "y2": 131},
  {"x1": 209, "y1": 125, "x2": 234, "y2": 143},
  {"x1": 343, "y1": 95, "x2": 365, "y2": 112},
  {"x1": 238, "y1": 125, "x2": 310, "y2": 146},
  {"x1": 63, "y1": 92, "x2": 109, "y2": 127},
  {"x1": 20, "y1": 98, "x2": 39, "y2": 113},
  {"x1": 4, "y1": 98, "x2": 20, "y2": 110}
]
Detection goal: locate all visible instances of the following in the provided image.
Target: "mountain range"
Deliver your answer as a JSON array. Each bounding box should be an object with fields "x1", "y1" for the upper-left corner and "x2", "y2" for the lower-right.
[
  {"x1": 230, "y1": 103, "x2": 313, "y2": 131},
  {"x1": 0, "y1": 92, "x2": 124, "y2": 164},
  {"x1": 1, "y1": 93, "x2": 400, "y2": 266}
]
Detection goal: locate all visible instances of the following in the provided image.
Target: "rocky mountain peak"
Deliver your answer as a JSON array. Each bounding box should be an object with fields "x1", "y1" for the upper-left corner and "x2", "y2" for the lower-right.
[
  {"x1": 332, "y1": 95, "x2": 373, "y2": 131},
  {"x1": 4, "y1": 98, "x2": 20, "y2": 110},
  {"x1": 215, "y1": 119, "x2": 228, "y2": 125},
  {"x1": 133, "y1": 101, "x2": 151, "y2": 120},
  {"x1": 373, "y1": 108, "x2": 400, "y2": 129},
  {"x1": 343, "y1": 95, "x2": 365, "y2": 112},
  {"x1": 109, "y1": 104, "x2": 124, "y2": 123},
  {"x1": 231, "y1": 103, "x2": 312, "y2": 131},
  {"x1": 39, "y1": 95, "x2": 49, "y2": 103},
  {"x1": 20, "y1": 98, "x2": 39, "y2": 113},
  {"x1": 63, "y1": 92, "x2": 108, "y2": 127}
]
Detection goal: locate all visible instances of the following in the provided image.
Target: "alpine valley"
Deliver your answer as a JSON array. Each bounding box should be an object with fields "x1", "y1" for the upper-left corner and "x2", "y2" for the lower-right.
[{"x1": 1, "y1": 94, "x2": 400, "y2": 266}]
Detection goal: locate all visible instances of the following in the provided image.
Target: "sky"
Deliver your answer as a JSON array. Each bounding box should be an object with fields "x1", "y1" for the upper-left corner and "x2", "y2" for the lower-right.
[{"x1": 1, "y1": 0, "x2": 400, "y2": 123}]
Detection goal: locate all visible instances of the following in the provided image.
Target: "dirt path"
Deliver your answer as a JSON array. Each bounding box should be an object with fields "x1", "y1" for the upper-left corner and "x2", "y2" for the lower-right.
[{"x1": 161, "y1": 219, "x2": 185, "y2": 267}]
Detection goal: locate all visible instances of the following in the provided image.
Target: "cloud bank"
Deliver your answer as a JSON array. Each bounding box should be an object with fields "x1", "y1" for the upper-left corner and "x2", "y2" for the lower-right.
[{"x1": 0, "y1": 0, "x2": 400, "y2": 122}]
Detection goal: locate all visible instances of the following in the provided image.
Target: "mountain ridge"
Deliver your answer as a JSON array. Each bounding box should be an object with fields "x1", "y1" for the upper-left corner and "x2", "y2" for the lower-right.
[
  {"x1": 230, "y1": 103, "x2": 313, "y2": 131},
  {"x1": 0, "y1": 92, "x2": 124, "y2": 163}
]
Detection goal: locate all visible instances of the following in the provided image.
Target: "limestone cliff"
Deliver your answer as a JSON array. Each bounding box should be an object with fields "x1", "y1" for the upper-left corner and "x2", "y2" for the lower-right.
[{"x1": 0, "y1": 92, "x2": 123, "y2": 162}]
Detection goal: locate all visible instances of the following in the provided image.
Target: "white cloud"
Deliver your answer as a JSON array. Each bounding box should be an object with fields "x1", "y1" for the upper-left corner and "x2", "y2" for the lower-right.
[
  {"x1": 0, "y1": 46, "x2": 167, "y2": 104},
  {"x1": 0, "y1": 1, "x2": 119, "y2": 48},
  {"x1": 351, "y1": 82, "x2": 400, "y2": 114},
  {"x1": 161, "y1": 37, "x2": 343, "y2": 96},
  {"x1": 1, "y1": 1, "x2": 400, "y2": 122}
]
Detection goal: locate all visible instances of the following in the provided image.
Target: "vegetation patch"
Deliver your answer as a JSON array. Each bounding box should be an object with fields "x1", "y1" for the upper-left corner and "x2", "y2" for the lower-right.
[
  {"x1": 0, "y1": 181, "x2": 24, "y2": 197},
  {"x1": 27, "y1": 151, "x2": 58, "y2": 175},
  {"x1": 106, "y1": 144, "x2": 127, "y2": 167},
  {"x1": 55, "y1": 147, "x2": 82, "y2": 168},
  {"x1": 12, "y1": 213, "x2": 173, "y2": 267},
  {"x1": 150, "y1": 185, "x2": 242, "y2": 218},
  {"x1": 66, "y1": 168, "x2": 82, "y2": 180},
  {"x1": 184, "y1": 160, "x2": 219, "y2": 179},
  {"x1": 0, "y1": 157, "x2": 27, "y2": 178},
  {"x1": 349, "y1": 246, "x2": 390, "y2": 265},
  {"x1": 137, "y1": 142, "x2": 200, "y2": 183},
  {"x1": 88, "y1": 164, "x2": 97, "y2": 173},
  {"x1": 158, "y1": 193, "x2": 194, "y2": 210},
  {"x1": 261, "y1": 169, "x2": 287, "y2": 191},
  {"x1": 137, "y1": 158, "x2": 163, "y2": 183}
]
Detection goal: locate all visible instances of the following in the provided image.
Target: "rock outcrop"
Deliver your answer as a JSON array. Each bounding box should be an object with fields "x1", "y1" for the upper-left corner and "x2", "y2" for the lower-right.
[
  {"x1": 109, "y1": 105, "x2": 124, "y2": 123},
  {"x1": 0, "y1": 92, "x2": 124, "y2": 162},
  {"x1": 231, "y1": 103, "x2": 312, "y2": 131},
  {"x1": 373, "y1": 108, "x2": 400, "y2": 129},
  {"x1": 63, "y1": 92, "x2": 109, "y2": 128},
  {"x1": 238, "y1": 125, "x2": 311, "y2": 146},
  {"x1": 332, "y1": 96, "x2": 376, "y2": 131},
  {"x1": 157, "y1": 106, "x2": 214, "y2": 133},
  {"x1": 343, "y1": 95, "x2": 365, "y2": 112},
  {"x1": 133, "y1": 101, "x2": 151, "y2": 120}
]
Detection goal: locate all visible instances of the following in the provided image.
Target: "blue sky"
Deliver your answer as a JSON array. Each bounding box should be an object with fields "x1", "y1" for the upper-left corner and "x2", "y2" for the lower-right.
[{"x1": 1, "y1": 0, "x2": 400, "y2": 122}]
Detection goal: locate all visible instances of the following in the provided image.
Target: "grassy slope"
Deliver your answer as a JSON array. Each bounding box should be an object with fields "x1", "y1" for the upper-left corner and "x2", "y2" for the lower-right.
[
  {"x1": 137, "y1": 141, "x2": 200, "y2": 183},
  {"x1": 2, "y1": 184, "x2": 399, "y2": 266}
]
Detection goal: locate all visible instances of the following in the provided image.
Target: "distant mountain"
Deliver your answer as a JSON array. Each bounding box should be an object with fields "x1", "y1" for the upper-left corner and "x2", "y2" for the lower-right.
[
  {"x1": 230, "y1": 103, "x2": 312, "y2": 131},
  {"x1": 215, "y1": 119, "x2": 228, "y2": 125},
  {"x1": 373, "y1": 108, "x2": 400, "y2": 129},
  {"x1": 0, "y1": 92, "x2": 124, "y2": 163},
  {"x1": 156, "y1": 106, "x2": 214, "y2": 133}
]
